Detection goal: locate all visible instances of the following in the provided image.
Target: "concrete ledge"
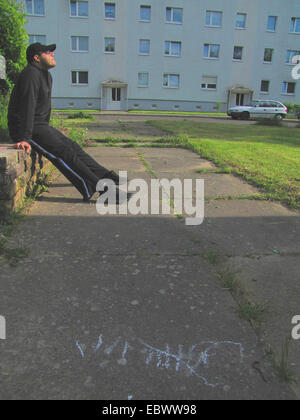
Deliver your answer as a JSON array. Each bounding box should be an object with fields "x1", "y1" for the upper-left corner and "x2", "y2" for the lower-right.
[{"x1": 0, "y1": 144, "x2": 53, "y2": 217}]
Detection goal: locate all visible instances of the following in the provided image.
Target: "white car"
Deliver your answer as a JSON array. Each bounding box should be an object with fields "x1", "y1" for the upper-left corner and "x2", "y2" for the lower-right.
[{"x1": 227, "y1": 100, "x2": 288, "y2": 120}]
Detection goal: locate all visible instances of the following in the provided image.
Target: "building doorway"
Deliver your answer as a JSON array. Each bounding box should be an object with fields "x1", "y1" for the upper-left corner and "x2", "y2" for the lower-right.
[
  {"x1": 236, "y1": 93, "x2": 245, "y2": 106},
  {"x1": 101, "y1": 81, "x2": 128, "y2": 111},
  {"x1": 228, "y1": 87, "x2": 254, "y2": 109}
]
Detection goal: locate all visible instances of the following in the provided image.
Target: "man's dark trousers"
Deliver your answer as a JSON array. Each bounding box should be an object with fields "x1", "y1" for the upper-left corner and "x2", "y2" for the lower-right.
[{"x1": 29, "y1": 124, "x2": 108, "y2": 200}]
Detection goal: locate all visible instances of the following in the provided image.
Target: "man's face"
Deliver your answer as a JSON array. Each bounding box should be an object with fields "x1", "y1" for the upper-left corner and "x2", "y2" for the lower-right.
[{"x1": 34, "y1": 51, "x2": 56, "y2": 70}]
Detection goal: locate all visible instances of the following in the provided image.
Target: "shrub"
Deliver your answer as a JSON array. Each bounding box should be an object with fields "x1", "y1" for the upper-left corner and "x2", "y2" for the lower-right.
[
  {"x1": 67, "y1": 111, "x2": 94, "y2": 120},
  {"x1": 283, "y1": 102, "x2": 295, "y2": 114},
  {"x1": 0, "y1": 94, "x2": 10, "y2": 142},
  {"x1": 0, "y1": 0, "x2": 28, "y2": 85}
]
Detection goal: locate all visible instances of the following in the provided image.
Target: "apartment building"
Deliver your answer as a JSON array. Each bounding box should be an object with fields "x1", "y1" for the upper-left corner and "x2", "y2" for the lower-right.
[{"x1": 19, "y1": 0, "x2": 300, "y2": 111}]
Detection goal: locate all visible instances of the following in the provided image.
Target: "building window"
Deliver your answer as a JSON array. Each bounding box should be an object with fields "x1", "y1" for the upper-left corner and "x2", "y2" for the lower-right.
[
  {"x1": 105, "y1": 3, "x2": 116, "y2": 19},
  {"x1": 166, "y1": 7, "x2": 183, "y2": 24},
  {"x1": 282, "y1": 81, "x2": 296, "y2": 94},
  {"x1": 138, "y1": 72, "x2": 149, "y2": 87},
  {"x1": 233, "y1": 46, "x2": 243, "y2": 61},
  {"x1": 204, "y1": 44, "x2": 220, "y2": 59},
  {"x1": 286, "y1": 50, "x2": 300, "y2": 64},
  {"x1": 163, "y1": 74, "x2": 180, "y2": 88},
  {"x1": 105, "y1": 37, "x2": 115, "y2": 53},
  {"x1": 139, "y1": 39, "x2": 150, "y2": 55},
  {"x1": 29, "y1": 35, "x2": 46, "y2": 44},
  {"x1": 71, "y1": 36, "x2": 89, "y2": 52},
  {"x1": 260, "y1": 80, "x2": 270, "y2": 93},
  {"x1": 264, "y1": 48, "x2": 274, "y2": 63},
  {"x1": 164, "y1": 41, "x2": 182, "y2": 57},
  {"x1": 201, "y1": 76, "x2": 217, "y2": 90},
  {"x1": 236, "y1": 13, "x2": 246, "y2": 29},
  {"x1": 26, "y1": 0, "x2": 45, "y2": 16},
  {"x1": 70, "y1": 0, "x2": 88, "y2": 18},
  {"x1": 72, "y1": 71, "x2": 88, "y2": 85},
  {"x1": 267, "y1": 16, "x2": 277, "y2": 31},
  {"x1": 205, "y1": 11, "x2": 222, "y2": 27},
  {"x1": 140, "y1": 5, "x2": 151, "y2": 21},
  {"x1": 290, "y1": 18, "x2": 300, "y2": 33}
]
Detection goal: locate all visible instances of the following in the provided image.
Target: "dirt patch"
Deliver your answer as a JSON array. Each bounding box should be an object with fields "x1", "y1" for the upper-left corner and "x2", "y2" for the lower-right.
[{"x1": 85, "y1": 120, "x2": 169, "y2": 141}]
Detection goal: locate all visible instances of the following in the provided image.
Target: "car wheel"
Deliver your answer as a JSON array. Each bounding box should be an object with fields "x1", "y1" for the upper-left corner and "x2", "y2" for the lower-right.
[
  {"x1": 275, "y1": 114, "x2": 283, "y2": 121},
  {"x1": 231, "y1": 115, "x2": 239, "y2": 120},
  {"x1": 241, "y1": 112, "x2": 250, "y2": 120}
]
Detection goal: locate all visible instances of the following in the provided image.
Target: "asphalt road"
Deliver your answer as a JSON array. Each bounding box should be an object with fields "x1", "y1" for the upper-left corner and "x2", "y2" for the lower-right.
[{"x1": 84, "y1": 112, "x2": 299, "y2": 127}]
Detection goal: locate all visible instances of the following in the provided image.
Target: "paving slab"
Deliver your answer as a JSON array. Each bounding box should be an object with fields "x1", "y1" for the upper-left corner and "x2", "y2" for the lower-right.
[{"x1": 0, "y1": 145, "x2": 298, "y2": 400}]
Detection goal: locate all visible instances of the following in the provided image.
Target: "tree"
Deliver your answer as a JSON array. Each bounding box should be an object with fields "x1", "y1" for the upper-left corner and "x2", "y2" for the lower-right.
[{"x1": 0, "y1": 0, "x2": 28, "y2": 85}]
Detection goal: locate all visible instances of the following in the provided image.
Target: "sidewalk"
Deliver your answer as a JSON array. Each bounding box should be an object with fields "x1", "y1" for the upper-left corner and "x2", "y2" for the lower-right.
[{"x1": 0, "y1": 144, "x2": 299, "y2": 400}]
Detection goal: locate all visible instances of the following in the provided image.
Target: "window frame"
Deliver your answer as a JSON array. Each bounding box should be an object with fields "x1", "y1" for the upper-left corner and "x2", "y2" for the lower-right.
[
  {"x1": 29, "y1": 34, "x2": 46, "y2": 44},
  {"x1": 71, "y1": 36, "x2": 89, "y2": 53},
  {"x1": 203, "y1": 44, "x2": 220, "y2": 60},
  {"x1": 104, "y1": 37, "x2": 116, "y2": 53},
  {"x1": 263, "y1": 48, "x2": 274, "y2": 63},
  {"x1": 163, "y1": 73, "x2": 180, "y2": 89},
  {"x1": 140, "y1": 5, "x2": 151, "y2": 22},
  {"x1": 236, "y1": 13, "x2": 247, "y2": 29},
  {"x1": 138, "y1": 72, "x2": 149, "y2": 88},
  {"x1": 286, "y1": 50, "x2": 300, "y2": 65},
  {"x1": 201, "y1": 76, "x2": 217, "y2": 90},
  {"x1": 233, "y1": 46, "x2": 243, "y2": 61},
  {"x1": 260, "y1": 80, "x2": 270, "y2": 93},
  {"x1": 205, "y1": 11, "x2": 223, "y2": 28},
  {"x1": 290, "y1": 17, "x2": 300, "y2": 34},
  {"x1": 282, "y1": 81, "x2": 296, "y2": 95},
  {"x1": 71, "y1": 70, "x2": 89, "y2": 85},
  {"x1": 165, "y1": 7, "x2": 183, "y2": 24},
  {"x1": 139, "y1": 39, "x2": 150, "y2": 55},
  {"x1": 164, "y1": 41, "x2": 182, "y2": 57},
  {"x1": 104, "y1": 2, "x2": 116, "y2": 20},
  {"x1": 25, "y1": 0, "x2": 45, "y2": 16},
  {"x1": 267, "y1": 16, "x2": 278, "y2": 32},
  {"x1": 70, "y1": 0, "x2": 89, "y2": 18}
]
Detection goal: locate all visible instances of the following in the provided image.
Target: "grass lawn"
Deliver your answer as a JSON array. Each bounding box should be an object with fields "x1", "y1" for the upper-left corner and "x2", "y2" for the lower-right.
[
  {"x1": 148, "y1": 120, "x2": 300, "y2": 210},
  {"x1": 129, "y1": 110, "x2": 228, "y2": 117}
]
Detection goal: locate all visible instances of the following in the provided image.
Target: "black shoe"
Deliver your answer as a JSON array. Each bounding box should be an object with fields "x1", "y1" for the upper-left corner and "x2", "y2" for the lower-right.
[{"x1": 104, "y1": 170, "x2": 128, "y2": 186}]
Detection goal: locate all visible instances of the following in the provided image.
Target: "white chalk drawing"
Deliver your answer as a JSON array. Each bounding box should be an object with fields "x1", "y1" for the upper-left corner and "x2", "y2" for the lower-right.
[
  {"x1": 0, "y1": 315, "x2": 6, "y2": 340},
  {"x1": 75, "y1": 334, "x2": 244, "y2": 389},
  {"x1": 75, "y1": 341, "x2": 85, "y2": 359}
]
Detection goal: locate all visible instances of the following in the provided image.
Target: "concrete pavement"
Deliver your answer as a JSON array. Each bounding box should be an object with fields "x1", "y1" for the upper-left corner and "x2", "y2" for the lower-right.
[{"x1": 0, "y1": 142, "x2": 299, "y2": 400}]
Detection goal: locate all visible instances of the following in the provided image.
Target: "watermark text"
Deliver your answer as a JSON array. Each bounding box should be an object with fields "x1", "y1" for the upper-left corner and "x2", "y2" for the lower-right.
[
  {"x1": 96, "y1": 172, "x2": 204, "y2": 226},
  {"x1": 292, "y1": 315, "x2": 300, "y2": 340},
  {"x1": 291, "y1": 55, "x2": 300, "y2": 80}
]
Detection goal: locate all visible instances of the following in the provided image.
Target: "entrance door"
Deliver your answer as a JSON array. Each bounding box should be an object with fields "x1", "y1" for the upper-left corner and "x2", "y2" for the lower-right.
[
  {"x1": 236, "y1": 93, "x2": 245, "y2": 106},
  {"x1": 105, "y1": 87, "x2": 122, "y2": 110},
  {"x1": 228, "y1": 91, "x2": 253, "y2": 109}
]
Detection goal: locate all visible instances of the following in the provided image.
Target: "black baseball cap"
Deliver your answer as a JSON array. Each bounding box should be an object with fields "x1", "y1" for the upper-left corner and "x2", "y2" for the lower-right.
[{"x1": 26, "y1": 43, "x2": 56, "y2": 63}]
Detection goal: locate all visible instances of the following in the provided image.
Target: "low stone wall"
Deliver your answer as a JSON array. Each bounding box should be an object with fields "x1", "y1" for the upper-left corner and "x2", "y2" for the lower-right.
[{"x1": 0, "y1": 145, "x2": 53, "y2": 220}]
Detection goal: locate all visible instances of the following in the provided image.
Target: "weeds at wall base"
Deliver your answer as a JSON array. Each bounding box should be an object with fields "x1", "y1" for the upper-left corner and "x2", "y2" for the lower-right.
[{"x1": 0, "y1": 169, "x2": 54, "y2": 266}]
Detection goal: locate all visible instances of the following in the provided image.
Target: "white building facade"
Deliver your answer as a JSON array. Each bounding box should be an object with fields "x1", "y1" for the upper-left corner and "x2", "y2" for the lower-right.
[{"x1": 19, "y1": 0, "x2": 300, "y2": 111}]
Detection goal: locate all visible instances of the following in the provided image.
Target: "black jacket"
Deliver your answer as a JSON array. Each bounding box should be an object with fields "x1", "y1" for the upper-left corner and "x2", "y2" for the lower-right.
[{"x1": 8, "y1": 64, "x2": 52, "y2": 141}]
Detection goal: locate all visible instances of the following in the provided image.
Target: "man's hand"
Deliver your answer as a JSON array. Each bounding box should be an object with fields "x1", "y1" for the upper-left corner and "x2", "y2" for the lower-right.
[{"x1": 15, "y1": 141, "x2": 31, "y2": 154}]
